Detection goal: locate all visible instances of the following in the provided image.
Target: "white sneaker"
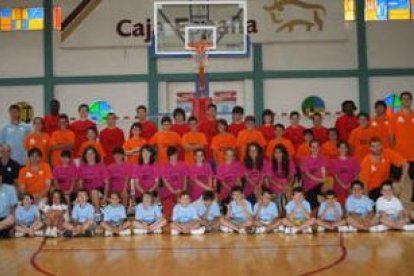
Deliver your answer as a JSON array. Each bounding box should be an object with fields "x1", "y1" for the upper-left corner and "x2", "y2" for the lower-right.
[
  {"x1": 15, "y1": 232, "x2": 25, "y2": 238},
  {"x1": 317, "y1": 226, "x2": 325, "y2": 233},
  {"x1": 171, "y1": 229, "x2": 180, "y2": 235},
  {"x1": 119, "y1": 229, "x2": 131, "y2": 236},
  {"x1": 337, "y1": 226, "x2": 349, "y2": 233},
  {"x1": 238, "y1": 228, "x2": 247, "y2": 234},
  {"x1": 347, "y1": 225, "x2": 358, "y2": 232},
  {"x1": 220, "y1": 226, "x2": 233, "y2": 233},
  {"x1": 369, "y1": 225, "x2": 388, "y2": 233},
  {"x1": 105, "y1": 231, "x2": 113, "y2": 237},
  {"x1": 152, "y1": 228, "x2": 162, "y2": 234},
  {"x1": 133, "y1": 229, "x2": 148, "y2": 235},
  {"x1": 50, "y1": 227, "x2": 58, "y2": 238},
  {"x1": 291, "y1": 227, "x2": 298, "y2": 234},
  {"x1": 35, "y1": 230, "x2": 44, "y2": 237},
  {"x1": 403, "y1": 224, "x2": 414, "y2": 231},
  {"x1": 277, "y1": 225, "x2": 285, "y2": 233},
  {"x1": 255, "y1": 227, "x2": 266, "y2": 234},
  {"x1": 284, "y1": 227, "x2": 292, "y2": 234},
  {"x1": 190, "y1": 227, "x2": 205, "y2": 235},
  {"x1": 44, "y1": 227, "x2": 51, "y2": 237},
  {"x1": 303, "y1": 227, "x2": 313, "y2": 234}
]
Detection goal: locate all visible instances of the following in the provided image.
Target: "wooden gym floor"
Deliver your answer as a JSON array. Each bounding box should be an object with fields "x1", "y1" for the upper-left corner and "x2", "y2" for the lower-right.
[{"x1": 1, "y1": 232, "x2": 414, "y2": 276}]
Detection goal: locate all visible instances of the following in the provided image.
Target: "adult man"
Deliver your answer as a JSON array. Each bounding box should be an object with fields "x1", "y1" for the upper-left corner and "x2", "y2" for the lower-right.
[
  {"x1": 0, "y1": 144, "x2": 21, "y2": 186},
  {"x1": 0, "y1": 170, "x2": 18, "y2": 238},
  {"x1": 136, "y1": 105, "x2": 157, "y2": 140},
  {"x1": 43, "y1": 99, "x2": 61, "y2": 135}
]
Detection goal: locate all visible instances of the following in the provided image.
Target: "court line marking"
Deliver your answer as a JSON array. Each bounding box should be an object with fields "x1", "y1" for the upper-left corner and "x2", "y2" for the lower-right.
[{"x1": 30, "y1": 238, "x2": 56, "y2": 276}]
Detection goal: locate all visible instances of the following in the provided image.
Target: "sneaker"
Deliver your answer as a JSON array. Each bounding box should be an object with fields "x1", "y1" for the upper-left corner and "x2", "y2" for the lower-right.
[
  {"x1": 85, "y1": 229, "x2": 95, "y2": 237},
  {"x1": 255, "y1": 227, "x2": 266, "y2": 234},
  {"x1": 133, "y1": 229, "x2": 148, "y2": 235},
  {"x1": 238, "y1": 228, "x2": 247, "y2": 234},
  {"x1": 403, "y1": 224, "x2": 414, "y2": 231},
  {"x1": 291, "y1": 227, "x2": 298, "y2": 234},
  {"x1": 190, "y1": 227, "x2": 205, "y2": 235},
  {"x1": 119, "y1": 229, "x2": 131, "y2": 236},
  {"x1": 62, "y1": 230, "x2": 73, "y2": 238},
  {"x1": 277, "y1": 225, "x2": 285, "y2": 233},
  {"x1": 50, "y1": 227, "x2": 58, "y2": 238},
  {"x1": 337, "y1": 226, "x2": 349, "y2": 233},
  {"x1": 303, "y1": 227, "x2": 313, "y2": 234},
  {"x1": 284, "y1": 227, "x2": 292, "y2": 234},
  {"x1": 152, "y1": 228, "x2": 162, "y2": 234},
  {"x1": 105, "y1": 231, "x2": 113, "y2": 237},
  {"x1": 45, "y1": 227, "x2": 52, "y2": 237},
  {"x1": 369, "y1": 225, "x2": 388, "y2": 233},
  {"x1": 34, "y1": 230, "x2": 44, "y2": 237},
  {"x1": 317, "y1": 226, "x2": 325, "y2": 233},
  {"x1": 220, "y1": 226, "x2": 233, "y2": 233},
  {"x1": 347, "y1": 225, "x2": 358, "y2": 232},
  {"x1": 15, "y1": 232, "x2": 25, "y2": 238},
  {"x1": 171, "y1": 229, "x2": 180, "y2": 236}
]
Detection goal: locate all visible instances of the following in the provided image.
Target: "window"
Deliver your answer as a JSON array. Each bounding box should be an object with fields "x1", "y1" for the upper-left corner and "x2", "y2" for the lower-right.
[
  {"x1": 345, "y1": 0, "x2": 414, "y2": 21},
  {"x1": 0, "y1": 6, "x2": 61, "y2": 31}
]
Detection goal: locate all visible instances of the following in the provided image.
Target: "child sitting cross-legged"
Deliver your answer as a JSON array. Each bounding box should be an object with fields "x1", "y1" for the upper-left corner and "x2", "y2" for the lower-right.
[
  {"x1": 43, "y1": 189, "x2": 69, "y2": 238},
  {"x1": 14, "y1": 193, "x2": 43, "y2": 238},
  {"x1": 193, "y1": 190, "x2": 222, "y2": 232},
  {"x1": 100, "y1": 192, "x2": 131, "y2": 237},
  {"x1": 253, "y1": 188, "x2": 283, "y2": 234},
  {"x1": 133, "y1": 191, "x2": 167, "y2": 235},
  {"x1": 282, "y1": 187, "x2": 315, "y2": 234},
  {"x1": 315, "y1": 190, "x2": 346, "y2": 232},
  {"x1": 170, "y1": 191, "x2": 205, "y2": 235}
]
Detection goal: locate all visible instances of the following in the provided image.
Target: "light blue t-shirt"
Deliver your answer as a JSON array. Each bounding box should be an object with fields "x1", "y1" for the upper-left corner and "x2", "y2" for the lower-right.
[
  {"x1": 229, "y1": 200, "x2": 253, "y2": 222},
  {"x1": 0, "y1": 184, "x2": 18, "y2": 218},
  {"x1": 193, "y1": 199, "x2": 221, "y2": 222},
  {"x1": 15, "y1": 205, "x2": 39, "y2": 226},
  {"x1": 318, "y1": 202, "x2": 343, "y2": 221},
  {"x1": 285, "y1": 200, "x2": 311, "y2": 220},
  {"x1": 72, "y1": 203, "x2": 95, "y2": 223},
  {"x1": 0, "y1": 122, "x2": 31, "y2": 165},
  {"x1": 254, "y1": 202, "x2": 278, "y2": 222},
  {"x1": 103, "y1": 204, "x2": 127, "y2": 224},
  {"x1": 172, "y1": 204, "x2": 199, "y2": 224},
  {"x1": 135, "y1": 203, "x2": 162, "y2": 223},
  {"x1": 345, "y1": 195, "x2": 373, "y2": 217}
]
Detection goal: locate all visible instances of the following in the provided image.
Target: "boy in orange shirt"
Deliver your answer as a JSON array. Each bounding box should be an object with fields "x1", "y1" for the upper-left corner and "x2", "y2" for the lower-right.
[
  {"x1": 49, "y1": 114, "x2": 75, "y2": 167},
  {"x1": 78, "y1": 127, "x2": 105, "y2": 160},
  {"x1": 24, "y1": 117, "x2": 50, "y2": 163},
  {"x1": 371, "y1": 100, "x2": 391, "y2": 149},
  {"x1": 321, "y1": 128, "x2": 339, "y2": 159},
  {"x1": 359, "y1": 138, "x2": 408, "y2": 201},
  {"x1": 236, "y1": 116, "x2": 266, "y2": 161},
  {"x1": 348, "y1": 112, "x2": 376, "y2": 163},
  {"x1": 123, "y1": 122, "x2": 146, "y2": 164},
  {"x1": 295, "y1": 129, "x2": 313, "y2": 164},
  {"x1": 182, "y1": 116, "x2": 207, "y2": 165},
  {"x1": 210, "y1": 119, "x2": 237, "y2": 165},
  {"x1": 266, "y1": 124, "x2": 295, "y2": 160},
  {"x1": 150, "y1": 116, "x2": 181, "y2": 164}
]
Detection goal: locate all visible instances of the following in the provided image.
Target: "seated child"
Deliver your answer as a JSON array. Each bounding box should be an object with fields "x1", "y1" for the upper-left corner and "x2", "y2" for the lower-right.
[
  {"x1": 345, "y1": 180, "x2": 378, "y2": 232},
  {"x1": 43, "y1": 190, "x2": 69, "y2": 238},
  {"x1": 375, "y1": 181, "x2": 414, "y2": 232},
  {"x1": 193, "y1": 191, "x2": 221, "y2": 232},
  {"x1": 171, "y1": 191, "x2": 205, "y2": 235},
  {"x1": 133, "y1": 191, "x2": 167, "y2": 235},
  {"x1": 14, "y1": 193, "x2": 43, "y2": 237},
  {"x1": 63, "y1": 189, "x2": 96, "y2": 237},
  {"x1": 282, "y1": 187, "x2": 315, "y2": 234},
  {"x1": 315, "y1": 190, "x2": 346, "y2": 232},
  {"x1": 100, "y1": 192, "x2": 131, "y2": 236},
  {"x1": 220, "y1": 186, "x2": 253, "y2": 234},
  {"x1": 253, "y1": 188, "x2": 282, "y2": 234}
]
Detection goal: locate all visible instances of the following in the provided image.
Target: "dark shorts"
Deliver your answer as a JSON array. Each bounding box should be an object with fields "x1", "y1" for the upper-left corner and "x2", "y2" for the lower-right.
[
  {"x1": 305, "y1": 184, "x2": 323, "y2": 210},
  {"x1": 390, "y1": 162, "x2": 414, "y2": 202},
  {"x1": 0, "y1": 217, "x2": 13, "y2": 239}
]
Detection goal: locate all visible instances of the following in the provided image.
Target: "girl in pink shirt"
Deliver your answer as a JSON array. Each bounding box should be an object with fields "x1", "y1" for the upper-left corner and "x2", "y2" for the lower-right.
[
  {"x1": 131, "y1": 144, "x2": 159, "y2": 200},
  {"x1": 188, "y1": 149, "x2": 213, "y2": 201},
  {"x1": 107, "y1": 147, "x2": 131, "y2": 206},
  {"x1": 53, "y1": 150, "x2": 79, "y2": 206},
  {"x1": 243, "y1": 142, "x2": 266, "y2": 205},
  {"x1": 159, "y1": 146, "x2": 188, "y2": 219},
  {"x1": 216, "y1": 148, "x2": 243, "y2": 202}
]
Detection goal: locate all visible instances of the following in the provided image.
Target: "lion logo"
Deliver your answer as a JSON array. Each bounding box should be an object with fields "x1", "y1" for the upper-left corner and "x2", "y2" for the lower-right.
[{"x1": 264, "y1": 0, "x2": 327, "y2": 32}]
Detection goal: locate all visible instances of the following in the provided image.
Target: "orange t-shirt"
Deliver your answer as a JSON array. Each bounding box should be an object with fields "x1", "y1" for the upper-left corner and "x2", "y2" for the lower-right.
[
  {"x1": 123, "y1": 137, "x2": 147, "y2": 164},
  {"x1": 371, "y1": 117, "x2": 391, "y2": 148},
  {"x1": 182, "y1": 131, "x2": 208, "y2": 165},
  {"x1": 210, "y1": 133, "x2": 237, "y2": 165},
  {"x1": 390, "y1": 111, "x2": 414, "y2": 161},
  {"x1": 359, "y1": 149, "x2": 406, "y2": 191},
  {"x1": 265, "y1": 138, "x2": 295, "y2": 160},
  {"x1": 150, "y1": 131, "x2": 182, "y2": 164},
  {"x1": 49, "y1": 129, "x2": 75, "y2": 167},
  {"x1": 348, "y1": 126, "x2": 376, "y2": 163},
  {"x1": 24, "y1": 132, "x2": 50, "y2": 162},
  {"x1": 236, "y1": 129, "x2": 266, "y2": 161},
  {"x1": 78, "y1": 141, "x2": 106, "y2": 160},
  {"x1": 18, "y1": 162, "x2": 52, "y2": 196},
  {"x1": 321, "y1": 141, "x2": 339, "y2": 159},
  {"x1": 295, "y1": 143, "x2": 310, "y2": 164}
]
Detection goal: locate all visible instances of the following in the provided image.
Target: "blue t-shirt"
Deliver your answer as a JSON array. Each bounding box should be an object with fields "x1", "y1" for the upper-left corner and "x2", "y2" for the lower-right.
[
  {"x1": 103, "y1": 204, "x2": 127, "y2": 223},
  {"x1": 193, "y1": 199, "x2": 221, "y2": 222},
  {"x1": 0, "y1": 184, "x2": 18, "y2": 218},
  {"x1": 345, "y1": 195, "x2": 373, "y2": 217},
  {"x1": 0, "y1": 122, "x2": 31, "y2": 165},
  {"x1": 15, "y1": 205, "x2": 39, "y2": 226},
  {"x1": 229, "y1": 200, "x2": 253, "y2": 222},
  {"x1": 254, "y1": 202, "x2": 278, "y2": 222},
  {"x1": 172, "y1": 204, "x2": 199, "y2": 224},
  {"x1": 135, "y1": 203, "x2": 162, "y2": 223},
  {"x1": 318, "y1": 202, "x2": 343, "y2": 221},
  {"x1": 285, "y1": 200, "x2": 311, "y2": 220},
  {"x1": 72, "y1": 203, "x2": 95, "y2": 223}
]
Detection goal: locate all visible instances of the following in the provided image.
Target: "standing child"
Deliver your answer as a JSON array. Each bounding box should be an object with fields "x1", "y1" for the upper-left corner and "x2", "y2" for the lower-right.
[
  {"x1": 315, "y1": 190, "x2": 346, "y2": 232},
  {"x1": 43, "y1": 190, "x2": 69, "y2": 238},
  {"x1": 149, "y1": 116, "x2": 181, "y2": 164},
  {"x1": 282, "y1": 187, "x2": 315, "y2": 234},
  {"x1": 193, "y1": 191, "x2": 221, "y2": 232},
  {"x1": 243, "y1": 142, "x2": 266, "y2": 205},
  {"x1": 284, "y1": 111, "x2": 306, "y2": 150},
  {"x1": 295, "y1": 129, "x2": 313, "y2": 164},
  {"x1": 100, "y1": 192, "x2": 131, "y2": 236},
  {"x1": 210, "y1": 119, "x2": 237, "y2": 165},
  {"x1": 99, "y1": 112, "x2": 125, "y2": 164},
  {"x1": 181, "y1": 116, "x2": 207, "y2": 165},
  {"x1": 258, "y1": 109, "x2": 276, "y2": 142},
  {"x1": 253, "y1": 188, "x2": 282, "y2": 234},
  {"x1": 78, "y1": 127, "x2": 105, "y2": 160},
  {"x1": 170, "y1": 191, "x2": 204, "y2": 235},
  {"x1": 63, "y1": 189, "x2": 95, "y2": 237},
  {"x1": 24, "y1": 117, "x2": 50, "y2": 163},
  {"x1": 133, "y1": 191, "x2": 167, "y2": 234},
  {"x1": 14, "y1": 193, "x2": 43, "y2": 237},
  {"x1": 53, "y1": 150, "x2": 79, "y2": 205},
  {"x1": 321, "y1": 128, "x2": 339, "y2": 160},
  {"x1": 123, "y1": 122, "x2": 147, "y2": 164},
  {"x1": 216, "y1": 148, "x2": 244, "y2": 203},
  {"x1": 107, "y1": 147, "x2": 130, "y2": 206},
  {"x1": 188, "y1": 149, "x2": 213, "y2": 201},
  {"x1": 220, "y1": 187, "x2": 253, "y2": 234}
]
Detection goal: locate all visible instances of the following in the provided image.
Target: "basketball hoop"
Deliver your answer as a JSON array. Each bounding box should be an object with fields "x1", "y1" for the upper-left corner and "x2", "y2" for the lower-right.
[{"x1": 188, "y1": 42, "x2": 213, "y2": 96}]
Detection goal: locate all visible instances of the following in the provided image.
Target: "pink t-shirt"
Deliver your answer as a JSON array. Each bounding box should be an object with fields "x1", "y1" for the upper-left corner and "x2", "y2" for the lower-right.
[
  {"x1": 131, "y1": 163, "x2": 159, "y2": 197},
  {"x1": 216, "y1": 161, "x2": 244, "y2": 200},
  {"x1": 107, "y1": 162, "x2": 131, "y2": 193},
  {"x1": 300, "y1": 156, "x2": 328, "y2": 192},
  {"x1": 159, "y1": 162, "x2": 188, "y2": 199},
  {"x1": 78, "y1": 163, "x2": 109, "y2": 191},
  {"x1": 265, "y1": 158, "x2": 296, "y2": 194},
  {"x1": 243, "y1": 161, "x2": 266, "y2": 196},
  {"x1": 329, "y1": 157, "x2": 360, "y2": 192},
  {"x1": 53, "y1": 164, "x2": 79, "y2": 192},
  {"x1": 188, "y1": 162, "x2": 212, "y2": 201}
]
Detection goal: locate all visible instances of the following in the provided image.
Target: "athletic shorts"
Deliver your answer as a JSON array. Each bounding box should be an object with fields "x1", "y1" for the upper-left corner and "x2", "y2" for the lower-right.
[{"x1": 390, "y1": 162, "x2": 414, "y2": 180}]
